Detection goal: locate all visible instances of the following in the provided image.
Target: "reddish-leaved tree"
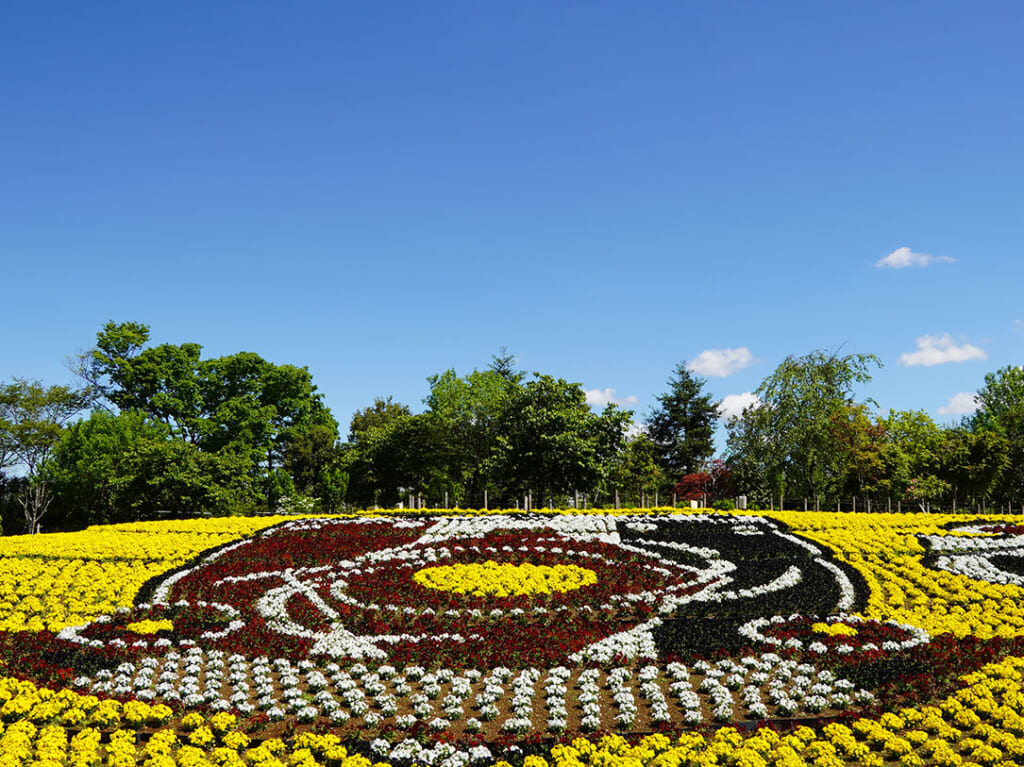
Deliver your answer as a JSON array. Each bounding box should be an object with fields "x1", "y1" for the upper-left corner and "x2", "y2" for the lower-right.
[{"x1": 672, "y1": 460, "x2": 733, "y2": 503}]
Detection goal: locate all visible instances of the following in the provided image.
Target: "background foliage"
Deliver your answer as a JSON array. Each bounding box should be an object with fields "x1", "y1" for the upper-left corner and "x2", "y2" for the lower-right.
[{"x1": 2, "y1": 323, "x2": 1024, "y2": 531}]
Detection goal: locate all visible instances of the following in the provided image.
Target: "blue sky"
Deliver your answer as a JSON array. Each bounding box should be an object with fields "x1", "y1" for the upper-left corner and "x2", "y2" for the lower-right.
[{"x1": 3, "y1": 2, "x2": 1022, "y2": 449}]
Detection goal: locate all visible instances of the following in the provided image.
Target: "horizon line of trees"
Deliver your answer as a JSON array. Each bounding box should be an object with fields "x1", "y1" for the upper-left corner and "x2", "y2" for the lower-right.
[{"x1": 2, "y1": 321, "x2": 1023, "y2": 534}]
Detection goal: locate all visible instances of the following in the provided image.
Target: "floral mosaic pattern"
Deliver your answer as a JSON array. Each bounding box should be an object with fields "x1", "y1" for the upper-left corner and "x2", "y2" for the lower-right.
[
  {"x1": 1, "y1": 509, "x2": 1024, "y2": 767},
  {"x1": 44, "y1": 513, "x2": 894, "y2": 737},
  {"x1": 58, "y1": 514, "x2": 866, "y2": 665},
  {"x1": 920, "y1": 520, "x2": 1024, "y2": 586}
]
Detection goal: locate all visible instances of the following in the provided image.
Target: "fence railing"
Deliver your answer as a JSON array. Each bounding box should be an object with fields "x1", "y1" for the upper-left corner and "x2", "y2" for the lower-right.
[{"x1": 766, "y1": 497, "x2": 1024, "y2": 514}]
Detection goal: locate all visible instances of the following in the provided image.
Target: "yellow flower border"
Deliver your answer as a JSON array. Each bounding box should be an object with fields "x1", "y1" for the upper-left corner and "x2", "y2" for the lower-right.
[{"x1": 0, "y1": 656, "x2": 1022, "y2": 766}]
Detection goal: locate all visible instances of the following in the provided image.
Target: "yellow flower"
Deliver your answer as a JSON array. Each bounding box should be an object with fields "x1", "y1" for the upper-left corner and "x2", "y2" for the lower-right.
[
  {"x1": 188, "y1": 725, "x2": 215, "y2": 748},
  {"x1": 221, "y1": 730, "x2": 251, "y2": 751},
  {"x1": 209, "y1": 711, "x2": 237, "y2": 735},
  {"x1": 811, "y1": 622, "x2": 858, "y2": 637},
  {"x1": 181, "y1": 711, "x2": 206, "y2": 731},
  {"x1": 122, "y1": 699, "x2": 151, "y2": 727},
  {"x1": 413, "y1": 561, "x2": 597, "y2": 596},
  {"x1": 125, "y1": 618, "x2": 173, "y2": 634}
]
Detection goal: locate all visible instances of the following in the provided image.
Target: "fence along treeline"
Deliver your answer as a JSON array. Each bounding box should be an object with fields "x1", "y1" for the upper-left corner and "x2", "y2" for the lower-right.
[{"x1": 0, "y1": 323, "x2": 1022, "y2": 533}]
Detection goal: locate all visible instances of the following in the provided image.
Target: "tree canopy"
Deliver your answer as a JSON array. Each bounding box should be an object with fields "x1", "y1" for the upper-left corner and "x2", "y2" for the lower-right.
[
  {"x1": 41, "y1": 321, "x2": 345, "y2": 526},
  {"x1": 725, "y1": 350, "x2": 881, "y2": 504},
  {"x1": 7, "y1": 324, "x2": 1024, "y2": 526},
  {"x1": 0, "y1": 379, "x2": 91, "y2": 533},
  {"x1": 646, "y1": 365, "x2": 717, "y2": 483}
]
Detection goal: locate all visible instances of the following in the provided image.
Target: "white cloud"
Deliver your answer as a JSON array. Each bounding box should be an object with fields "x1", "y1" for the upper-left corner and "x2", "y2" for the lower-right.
[
  {"x1": 875, "y1": 246, "x2": 955, "y2": 269},
  {"x1": 718, "y1": 392, "x2": 761, "y2": 420},
  {"x1": 938, "y1": 392, "x2": 980, "y2": 416},
  {"x1": 625, "y1": 421, "x2": 645, "y2": 439},
  {"x1": 687, "y1": 347, "x2": 755, "y2": 378},
  {"x1": 898, "y1": 333, "x2": 987, "y2": 367},
  {"x1": 1014, "y1": 319, "x2": 1024, "y2": 333},
  {"x1": 585, "y1": 388, "x2": 639, "y2": 408}
]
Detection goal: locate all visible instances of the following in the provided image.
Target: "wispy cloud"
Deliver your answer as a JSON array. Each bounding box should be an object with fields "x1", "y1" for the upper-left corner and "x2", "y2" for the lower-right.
[
  {"x1": 875, "y1": 247, "x2": 955, "y2": 269},
  {"x1": 898, "y1": 333, "x2": 987, "y2": 367},
  {"x1": 585, "y1": 388, "x2": 639, "y2": 408},
  {"x1": 938, "y1": 392, "x2": 980, "y2": 416},
  {"x1": 1014, "y1": 319, "x2": 1024, "y2": 333},
  {"x1": 718, "y1": 392, "x2": 760, "y2": 420},
  {"x1": 688, "y1": 347, "x2": 755, "y2": 378}
]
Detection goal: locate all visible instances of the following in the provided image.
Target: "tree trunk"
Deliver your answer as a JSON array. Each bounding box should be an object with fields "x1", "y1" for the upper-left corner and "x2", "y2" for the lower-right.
[{"x1": 19, "y1": 482, "x2": 52, "y2": 535}]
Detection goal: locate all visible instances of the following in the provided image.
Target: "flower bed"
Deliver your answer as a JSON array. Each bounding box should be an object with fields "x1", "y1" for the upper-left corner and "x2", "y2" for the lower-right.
[{"x1": 0, "y1": 509, "x2": 1022, "y2": 765}]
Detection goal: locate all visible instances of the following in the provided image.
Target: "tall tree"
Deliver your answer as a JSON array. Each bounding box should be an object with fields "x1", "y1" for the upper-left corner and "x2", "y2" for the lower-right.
[
  {"x1": 424, "y1": 368, "x2": 519, "y2": 506},
  {"x1": 489, "y1": 347, "x2": 523, "y2": 384},
  {"x1": 941, "y1": 425, "x2": 1008, "y2": 508},
  {"x1": 46, "y1": 410, "x2": 170, "y2": 527},
  {"x1": 492, "y1": 375, "x2": 630, "y2": 506},
  {"x1": 0, "y1": 378, "x2": 90, "y2": 533},
  {"x1": 46, "y1": 410, "x2": 257, "y2": 527},
  {"x1": 646, "y1": 365, "x2": 717, "y2": 481},
  {"x1": 82, "y1": 321, "x2": 204, "y2": 441},
  {"x1": 726, "y1": 350, "x2": 880, "y2": 504},
  {"x1": 342, "y1": 413, "x2": 449, "y2": 508},
  {"x1": 78, "y1": 321, "x2": 340, "y2": 512},
  {"x1": 830, "y1": 404, "x2": 888, "y2": 499},
  {"x1": 608, "y1": 433, "x2": 662, "y2": 506},
  {"x1": 283, "y1": 422, "x2": 348, "y2": 512},
  {"x1": 881, "y1": 409, "x2": 946, "y2": 502},
  {"x1": 973, "y1": 365, "x2": 1024, "y2": 502},
  {"x1": 348, "y1": 396, "x2": 412, "y2": 443}
]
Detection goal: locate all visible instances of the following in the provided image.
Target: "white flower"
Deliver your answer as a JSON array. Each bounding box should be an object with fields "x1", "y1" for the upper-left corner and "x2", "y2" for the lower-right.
[
  {"x1": 803, "y1": 695, "x2": 827, "y2": 713},
  {"x1": 429, "y1": 717, "x2": 451, "y2": 731},
  {"x1": 775, "y1": 697, "x2": 798, "y2": 716},
  {"x1": 395, "y1": 714, "x2": 416, "y2": 728}
]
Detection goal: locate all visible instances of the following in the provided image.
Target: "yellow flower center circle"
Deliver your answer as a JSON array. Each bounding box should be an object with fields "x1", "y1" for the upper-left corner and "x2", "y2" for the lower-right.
[{"x1": 413, "y1": 561, "x2": 597, "y2": 597}]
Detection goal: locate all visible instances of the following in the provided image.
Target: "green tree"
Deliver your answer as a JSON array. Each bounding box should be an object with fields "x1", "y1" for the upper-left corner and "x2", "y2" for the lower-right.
[
  {"x1": 905, "y1": 475, "x2": 951, "y2": 512},
  {"x1": 489, "y1": 346, "x2": 524, "y2": 384},
  {"x1": 726, "y1": 350, "x2": 880, "y2": 505},
  {"x1": 973, "y1": 365, "x2": 1024, "y2": 502},
  {"x1": 0, "y1": 378, "x2": 90, "y2": 533},
  {"x1": 940, "y1": 425, "x2": 1008, "y2": 509},
  {"x1": 348, "y1": 396, "x2": 412, "y2": 443},
  {"x1": 342, "y1": 414, "x2": 449, "y2": 508},
  {"x1": 646, "y1": 365, "x2": 718, "y2": 482},
  {"x1": 45, "y1": 410, "x2": 170, "y2": 528},
  {"x1": 283, "y1": 423, "x2": 348, "y2": 512},
  {"x1": 608, "y1": 433, "x2": 663, "y2": 506},
  {"x1": 46, "y1": 410, "x2": 257, "y2": 527},
  {"x1": 0, "y1": 386, "x2": 19, "y2": 476},
  {"x1": 492, "y1": 375, "x2": 631, "y2": 507},
  {"x1": 882, "y1": 409, "x2": 946, "y2": 503},
  {"x1": 79, "y1": 321, "x2": 340, "y2": 511},
  {"x1": 424, "y1": 368, "x2": 519, "y2": 506},
  {"x1": 82, "y1": 321, "x2": 204, "y2": 441}
]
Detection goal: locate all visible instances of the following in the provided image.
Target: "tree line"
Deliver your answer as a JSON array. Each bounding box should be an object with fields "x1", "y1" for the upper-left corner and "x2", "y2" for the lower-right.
[{"x1": 1, "y1": 322, "x2": 1022, "y2": 533}]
